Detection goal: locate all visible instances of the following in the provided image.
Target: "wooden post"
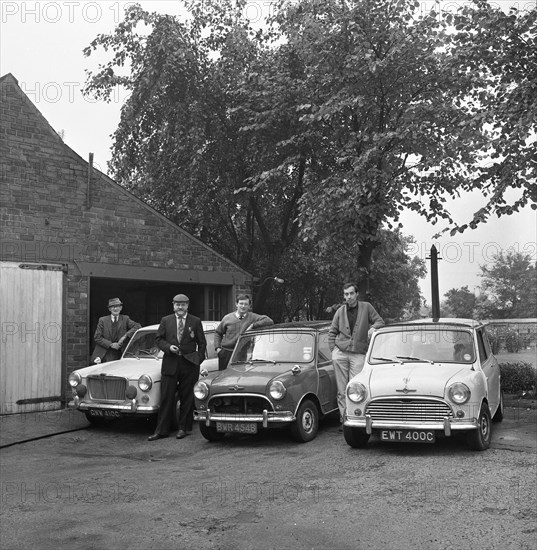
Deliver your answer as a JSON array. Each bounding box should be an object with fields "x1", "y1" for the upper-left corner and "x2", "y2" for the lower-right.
[{"x1": 429, "y1": 245, "x2": 440, "y2": 320}]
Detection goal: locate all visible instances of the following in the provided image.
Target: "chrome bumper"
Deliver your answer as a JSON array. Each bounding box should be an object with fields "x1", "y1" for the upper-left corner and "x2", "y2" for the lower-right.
[
  {"x1": 194, "y1": 409, "x2": 295, "y2": 429},
  {"x1": 344, "y1": 414, "x2": 480, "y2": 436},
  {"x1": 68, "y1": 397, "x2": 158, "y2": 414}
]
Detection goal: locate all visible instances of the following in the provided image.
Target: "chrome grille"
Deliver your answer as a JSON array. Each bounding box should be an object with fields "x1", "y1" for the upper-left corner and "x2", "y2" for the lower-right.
[
  {"x1": 366, "y1": 399, "x2": 453, "y2": 423},
  {"x1": 208, "y1": 395, "x2": 273, "y2": 415},
  {"x1": 87, "y1": 376, "x2": 127, "y2": 401}
]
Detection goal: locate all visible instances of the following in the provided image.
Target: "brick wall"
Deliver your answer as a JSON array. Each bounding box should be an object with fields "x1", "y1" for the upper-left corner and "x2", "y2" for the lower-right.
[{"x1": 1, "y1": 74, "x2": 252, "y2": 384}]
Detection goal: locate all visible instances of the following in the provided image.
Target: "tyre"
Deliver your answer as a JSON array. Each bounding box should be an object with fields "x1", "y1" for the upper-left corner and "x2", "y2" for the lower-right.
[
  {"x1": 492, "y1": 391, "x2": 504, "y2": 423},
  {"x1": 466, "y1": 403, "x2": 492, "y2": 451},
  {"x1": 343, "y1": 426, "x2": 370, "y2": 448},
  {"x1": 290, "y1": 399, "x2": 319, "y2": 442},
  {"x1": 199, "y1": 422, "x2": 225, "y2": 442}
]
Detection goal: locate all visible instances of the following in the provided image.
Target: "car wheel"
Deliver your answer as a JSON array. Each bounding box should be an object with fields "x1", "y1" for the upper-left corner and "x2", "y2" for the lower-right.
[
  {"x1": 466, "y1": 403, "x2": 492, "y2": 451},
  {"x1": 199, "y1": 423, "x2": 225, "y2": 442},
  {"x1": 492, "y1": 391, "x2": 504, "y2": 423},
  {"x1": 343, "y1": 426, "x2": 370, "y2": 448},
  {"x1": 290, "y1": 399, "x2": 319, "y2": 442}
]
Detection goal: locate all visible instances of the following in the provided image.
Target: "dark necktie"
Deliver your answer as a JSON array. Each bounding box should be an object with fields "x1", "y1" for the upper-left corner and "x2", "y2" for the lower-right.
[{"x1": 177, "y1": 316, "x2": 184, "y2": 341}]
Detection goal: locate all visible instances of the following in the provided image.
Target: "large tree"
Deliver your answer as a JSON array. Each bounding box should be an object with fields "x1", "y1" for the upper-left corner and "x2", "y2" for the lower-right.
[
  {"x1": 478, "y1": 251, "x2": 536, "y2": 318},
  {"x1": 443, "y1": 286, "x2": 477, "y2": 318},
  {"x1": 83, "y1": 0, "x2": 536, "y2": 311}
]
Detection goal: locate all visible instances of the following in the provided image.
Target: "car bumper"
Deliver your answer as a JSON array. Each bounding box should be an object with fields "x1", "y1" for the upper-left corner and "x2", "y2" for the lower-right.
[
  {"x1": 344, "y1": 414, "x2": 480, "y2": 436},
  {"x1": 68, "y1": 396, "x2": 158, "y2": 415},
  {"x1": 194, "y1": 409, "x2": 295, "y2": 428}
]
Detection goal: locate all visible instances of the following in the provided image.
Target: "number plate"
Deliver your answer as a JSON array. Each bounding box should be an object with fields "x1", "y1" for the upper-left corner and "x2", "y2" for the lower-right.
[
  {"x1": 216, "y1": 422, "x2": 257, "y2": 434},
  {"x1": 380, "y1": 429, "x2": 435, "y2": 443},
  {"x1": 88, "y1": 409, "x2": 121, "y2": 419}
]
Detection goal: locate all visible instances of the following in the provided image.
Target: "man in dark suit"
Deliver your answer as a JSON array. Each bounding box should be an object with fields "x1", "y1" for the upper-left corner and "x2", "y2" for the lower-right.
[
  {"x1": 148, "y1": 293, "x2": 207, "y2": 441},
  {"x1": 91, "y1": 297, "x2": 141, "y2": 363}
]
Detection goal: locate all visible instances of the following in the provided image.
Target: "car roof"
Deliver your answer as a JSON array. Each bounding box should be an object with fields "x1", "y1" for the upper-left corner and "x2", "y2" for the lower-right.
[
  {"x1": 256, "y1": 321, "x2": 331, "y2": 332},
  {"x1": 134, "y1": 321, "x2": 219, "y2": 332},
  {"x1": 380, "y1": 318, "x2": 483, "y2": 330}
]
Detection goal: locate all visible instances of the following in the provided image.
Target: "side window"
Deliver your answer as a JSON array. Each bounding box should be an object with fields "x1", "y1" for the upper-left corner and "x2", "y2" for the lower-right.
[
  {"x1": 482, "y1": 330, "x2": 493, "y2": 357},
  {"x1": 476, "y1": 330, "x2": 488, "y2": 363},
  {"x1": 205, "y1": 332, "x2": 216, "y2": 359},
  {"x1": 317, "y1": 331, "x2": 331, "y2": 362}
]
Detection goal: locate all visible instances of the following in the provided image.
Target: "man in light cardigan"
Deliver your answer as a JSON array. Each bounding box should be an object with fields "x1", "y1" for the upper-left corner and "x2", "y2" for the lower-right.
[
  {"x1": 328, "y1": 282, "x2": 385, "y2": 429},
  {"x1": 214, "y1": 294, "x2": 274, "y2": 370}
]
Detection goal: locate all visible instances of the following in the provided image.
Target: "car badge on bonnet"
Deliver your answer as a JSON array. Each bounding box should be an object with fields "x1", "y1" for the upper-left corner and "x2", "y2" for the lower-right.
[{"x1": 396, "y1": 377, "x2": 416, "y2": 393}]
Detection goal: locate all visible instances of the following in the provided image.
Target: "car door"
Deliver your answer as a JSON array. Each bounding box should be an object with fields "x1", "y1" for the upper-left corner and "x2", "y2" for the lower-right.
[
  {"x1": 477, "y1": 328, "x2": 500, "y2": 414},
  {"x1": 316, "y1": 330, "x2": 337, "y2": 413}
]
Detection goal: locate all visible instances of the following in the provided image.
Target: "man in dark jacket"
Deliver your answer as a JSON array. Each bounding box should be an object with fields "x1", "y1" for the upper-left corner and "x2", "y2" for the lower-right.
[
  {"x1": 148, "y1": 294, "x2": 207, "y2": 441},
  {"x1": 91, "y1": 297, "x2": 140, "y2": 363}
]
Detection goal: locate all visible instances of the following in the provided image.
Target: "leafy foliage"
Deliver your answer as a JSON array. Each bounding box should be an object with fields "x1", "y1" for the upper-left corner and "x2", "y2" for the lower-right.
[
  {"x1": 443, "y1": 286, "x2": 477, "y2": 318},
  {"x1": 499, "y1": 362, "x2": 537, "y2": 394},
  {"x1": 83, "y1": 0, "x2": 536, "y2": 314},
  {"x1": 479, "y1": 251, "x2": 537, "y2": 318}
]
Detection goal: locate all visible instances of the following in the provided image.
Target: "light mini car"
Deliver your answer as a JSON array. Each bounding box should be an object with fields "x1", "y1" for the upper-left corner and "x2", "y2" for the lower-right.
[
  {"x1": 344, "y1": 318, "x2": 503, "y2": 451},
  {"x1": 193, "y1": 322, "x2": 337, "y2": 442},
  {"x1": 68, "y1": 321, "x2": 219, "y2": 424}
]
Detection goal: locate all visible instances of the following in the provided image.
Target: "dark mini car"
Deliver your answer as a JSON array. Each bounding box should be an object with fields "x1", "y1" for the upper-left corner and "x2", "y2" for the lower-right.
[
  {"x1": 344, "y1": 318, "x2": 503, "y2": 451},
  {"x1": 193, "y1": 322, "x2": 337, "y2": 442}
]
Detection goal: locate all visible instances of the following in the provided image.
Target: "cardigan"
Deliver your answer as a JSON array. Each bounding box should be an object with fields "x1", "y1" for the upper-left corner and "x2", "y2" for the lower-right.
[{"x1": 328, "y1": 301, "x2": 384, "y2": 354}]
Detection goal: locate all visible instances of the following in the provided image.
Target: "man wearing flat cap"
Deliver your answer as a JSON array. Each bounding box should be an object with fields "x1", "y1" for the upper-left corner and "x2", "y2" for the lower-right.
[
  {"x1": 149, "y1": 293, "x2": 207, "y2": 441},
  {"x1": 91, "y1": 298, "x2": 141, "y2": 364}
]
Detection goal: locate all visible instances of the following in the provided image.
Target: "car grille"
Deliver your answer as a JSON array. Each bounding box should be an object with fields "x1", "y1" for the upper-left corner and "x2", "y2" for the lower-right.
[
  {"x1": 366, "y1": 398, "x2": 453, "y2": 423},
  {"x1": 87, "y1": 376, "x2": 127, "y2": 401},
  {"x1": 208, "y1": 395, "x2": 273, "y2": 415}
]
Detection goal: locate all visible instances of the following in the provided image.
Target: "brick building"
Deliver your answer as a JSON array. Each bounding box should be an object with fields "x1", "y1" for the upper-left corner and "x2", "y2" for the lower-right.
[{"x1": 0, "y1": 73, "x2": 252, "y2": 414}]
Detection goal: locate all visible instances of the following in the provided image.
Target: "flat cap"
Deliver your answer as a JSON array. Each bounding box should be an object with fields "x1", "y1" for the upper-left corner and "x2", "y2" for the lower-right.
[{"x1": 173, "y1": 294, "x2": 190, "y2": 303}]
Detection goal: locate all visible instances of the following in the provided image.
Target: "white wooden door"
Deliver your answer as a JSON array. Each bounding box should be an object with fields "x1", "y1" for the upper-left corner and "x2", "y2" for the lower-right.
[{"x1": 0, "y1": 261, "x2": 63, "y2": 414}]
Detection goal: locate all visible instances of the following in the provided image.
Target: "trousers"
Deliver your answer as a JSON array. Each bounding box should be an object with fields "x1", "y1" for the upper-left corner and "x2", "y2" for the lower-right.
[{"x1": 332, "y1": 347, "x2": 365, "y2": 421}]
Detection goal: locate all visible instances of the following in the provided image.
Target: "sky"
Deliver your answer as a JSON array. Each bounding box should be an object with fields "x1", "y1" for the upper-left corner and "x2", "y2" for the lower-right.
[{"x1": 1, "y1": 0, "x2": 535, "y2": 304}]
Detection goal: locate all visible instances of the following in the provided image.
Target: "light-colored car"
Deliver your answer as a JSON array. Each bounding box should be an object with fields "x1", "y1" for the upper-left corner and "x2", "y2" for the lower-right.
[
  {"x1": 193, "y1": 322, "x2": 337, "y2": 442},
  {"x1": 344, "y1": 318, "x2": 503, "y2": 451},
  {"x1": 68, "y1": 321, "x2": 219, "y2": 424}
]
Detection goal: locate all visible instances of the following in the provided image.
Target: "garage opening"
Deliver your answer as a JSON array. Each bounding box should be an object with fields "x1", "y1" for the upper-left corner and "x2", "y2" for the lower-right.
[{"x1": 89, "y1": 277, "x2": 229, "y2": 356}]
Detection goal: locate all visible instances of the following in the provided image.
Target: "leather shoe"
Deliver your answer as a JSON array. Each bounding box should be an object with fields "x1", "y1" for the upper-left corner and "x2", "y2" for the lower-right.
[
  {"x1": 176, "y1": 430, "x2": 187, "y2": 439},
  {"x1": 147, "y1": 433, "x2": 167, "y2": 441}
]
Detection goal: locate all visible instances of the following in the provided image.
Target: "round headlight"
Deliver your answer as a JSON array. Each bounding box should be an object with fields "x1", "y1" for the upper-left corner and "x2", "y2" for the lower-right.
[
  {"x1": 269, "y1": 380, "x2": 287, "y2": 400},
  {"x1": 347, "y1": 382, "x2": 367, "y2": 403},
  {"x1": 138, "y1": 374, "x2": 152, "y2": 392},
  {"x1": 68, "y1": 372, "x2": 82, "y2": 387},
  {"x1": 194, "y1": 381, "x2": 209, "y2": 400},
  {"x1": 448, "y1": 382, "x2": 471, "y2": 404}
]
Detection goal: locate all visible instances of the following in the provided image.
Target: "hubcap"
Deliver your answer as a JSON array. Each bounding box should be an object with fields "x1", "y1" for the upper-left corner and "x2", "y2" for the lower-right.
[
  {"x1": 481, "y1": 415, "x2": 490, "y2": 439},
  {"x1": 303, "y1": 409, "x2": 313, "y2": 432}
]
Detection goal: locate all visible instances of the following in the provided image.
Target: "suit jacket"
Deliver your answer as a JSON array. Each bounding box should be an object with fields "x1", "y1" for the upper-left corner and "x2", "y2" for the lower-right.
[
  {"x1": 155, "y1": 313, "x2": 207, "y2": 375},
  {"x1": 91, "y1": 314, "x2": 141, "y2": 362}
]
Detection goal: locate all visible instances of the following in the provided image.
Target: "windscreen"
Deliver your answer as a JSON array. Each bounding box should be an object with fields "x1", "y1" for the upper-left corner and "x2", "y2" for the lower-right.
[{"x1": 370, "y1": 328, "x2": 475, "y2": 364}]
